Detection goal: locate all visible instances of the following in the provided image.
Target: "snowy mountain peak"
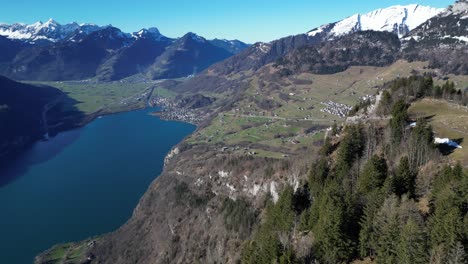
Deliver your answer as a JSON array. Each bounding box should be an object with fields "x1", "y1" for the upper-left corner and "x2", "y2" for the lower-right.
[
  {"x1": 132, "y1": 27, "x2": 168, "y2": 41},
  {"x1": 44, "y1": 18, "x2": 58, "y2": 25},
  {"x1": 0, "y1": 19, "x2": 103, "y2": 43},
  {"x1": 307, "y1": 4, "x2": 444, "y2": 39}
]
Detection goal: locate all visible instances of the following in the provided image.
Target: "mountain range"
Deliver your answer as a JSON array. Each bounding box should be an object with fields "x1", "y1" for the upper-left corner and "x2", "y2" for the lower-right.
[
  {"x1": 0, "y1": 19, "x2": 104, "y2": 44},
  {"x1": 198, "y1": 4, "x2": 449, "y2": 81},
  {"x1": 0, "y1": 4, "x2": 446, "y2": 82},
  {"x1": 0, "y1": 20, "x2": 249, "y2": 81}
]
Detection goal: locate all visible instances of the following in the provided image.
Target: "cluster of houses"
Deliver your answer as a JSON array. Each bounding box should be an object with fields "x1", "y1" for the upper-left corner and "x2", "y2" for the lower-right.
[
  {"x1": 157, "y1": 108, "x2": 202, "y2": 124},
  {"x1": 320, "y1": 100, "x2": 352, "y2": 118},
  {"x1": 152, "y1": 96, "x2": 202, "y2": 124}
]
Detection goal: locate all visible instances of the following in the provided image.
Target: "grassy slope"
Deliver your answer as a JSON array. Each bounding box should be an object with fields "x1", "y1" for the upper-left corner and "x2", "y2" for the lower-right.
[
  {"x1": 36, "y1": 239, "x2": 98, "y2": 264},
  {"x1": 409, "y1": 98, "x2": 468, "y2": 167},
  {"x1": 187, "y1": 60, "x2": 468, "y2": 159}
]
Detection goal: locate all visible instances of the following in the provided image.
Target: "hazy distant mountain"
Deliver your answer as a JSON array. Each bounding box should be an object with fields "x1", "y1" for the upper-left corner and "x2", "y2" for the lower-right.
[
  {"x1": 0, "y1": 19, "x2": 246, "y2": 81},
  {"x1": 0, "y1": 36, "x2": 27, "y2": 64},
  {"x1": 4, "y1": 27, "x2": 132, "y2": 81},
  {"x1": 146, "y1": 32, "x2": 234, "y2": 80},
  {"x1": 96, "y1": 28, "x2": 174, "y2": 81},
  {"x1": 307, "y1": 4, "x2": 443, "y2": 39},
  {"x1": 209, "y1": 39, "x2": 250, "y2": 54}
]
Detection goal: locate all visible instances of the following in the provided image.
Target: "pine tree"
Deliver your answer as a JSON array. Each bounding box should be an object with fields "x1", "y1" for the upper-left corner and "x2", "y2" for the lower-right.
[
  {"x1": 312, "y1": 181, "x2": 353, "y2": 264},
  {"x1": 336, "y1": 124, "x2": 364, "y2": 177},
  {"x1": 429, "y1": 202, "x2": 463, "y2": 250},
  {"x1": 396, "y1": 218, "x2": 428, "y2": 264},
  {"x1": 308, "y1": 157, "x2": 328, "y2": 197},
  {"x1": 357, "y1": 155, "x2": 388, "y2": 195},
  {"x1": 266, "y1": 186, "x2": 295, "y2": 232},
  {"x1": 379, "y1": 90, "x2": 392, "y2": 115},
  {"x1": 393, "y1": 156, "x2": 415, "y2": 197},
  {"x1": 390, "y1": 99, "x2": 408, "y2": 144},
  {"x1": 374, "y1": 196, "x2": 401, "y2": 264},
  {"x1": 358, "y1": 189, "x2": 386, "y2": 258}
]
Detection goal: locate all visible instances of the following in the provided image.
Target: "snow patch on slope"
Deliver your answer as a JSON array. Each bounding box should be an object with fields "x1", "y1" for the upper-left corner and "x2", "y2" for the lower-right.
[{"x1": 307, "y1": 4, "x2": 443, "y2": 39}]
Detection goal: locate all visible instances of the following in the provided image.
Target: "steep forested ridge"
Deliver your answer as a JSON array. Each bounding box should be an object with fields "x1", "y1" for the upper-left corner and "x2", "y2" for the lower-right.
[
  {"x1": 241, "y1": 76, "x2": 468, "y2": 264},
  {"x1": 0, "y1": 76, "x2": 83, "y2": 162}
]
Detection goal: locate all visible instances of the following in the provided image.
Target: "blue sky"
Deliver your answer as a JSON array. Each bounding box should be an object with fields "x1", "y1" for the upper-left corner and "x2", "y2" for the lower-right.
[{"x1": 1, "y1": 0, "x2": 454, "y2": 43}]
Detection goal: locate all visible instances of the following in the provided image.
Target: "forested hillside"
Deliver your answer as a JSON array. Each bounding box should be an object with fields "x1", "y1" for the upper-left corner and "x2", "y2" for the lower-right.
[
  {"x1": 0, "y1": 76, "x2": 84, "y2": 163},
  {"x1": 241, "y1": 76, "x2": 468, "y2": 264}
]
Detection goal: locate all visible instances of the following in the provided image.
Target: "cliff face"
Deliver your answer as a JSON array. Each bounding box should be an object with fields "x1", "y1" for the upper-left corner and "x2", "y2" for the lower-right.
[{"x1": 88, "y1": 144, "x2": 299, "y2": 263}]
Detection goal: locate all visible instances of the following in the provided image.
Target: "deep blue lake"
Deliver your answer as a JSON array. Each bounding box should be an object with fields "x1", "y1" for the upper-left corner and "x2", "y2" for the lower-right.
[{"x1": 0, "y1": 108, "x2": 195, "y2": 264}]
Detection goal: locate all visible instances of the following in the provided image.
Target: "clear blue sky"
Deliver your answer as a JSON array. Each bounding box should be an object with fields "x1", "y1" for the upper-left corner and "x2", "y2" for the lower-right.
[{"x1": 1, "y1": 0, "x2": 454, "y2": 43}]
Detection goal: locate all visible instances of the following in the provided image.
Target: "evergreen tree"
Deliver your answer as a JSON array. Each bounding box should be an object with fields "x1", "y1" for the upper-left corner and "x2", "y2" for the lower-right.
[
  {"x1": 429, "y1": 199, "x2": 463, "y2": 249},
  {"x1": 374, "y1": 196, "x2": 401, "y2": 263},
  {"x1": 266, "y1": 186, "x2": 295, "y2": 232},
  {"x1": 242, "y1": 187, "x2": 296, "y2": 264},
  {"x1": 393, "y1": 156, "x2": 415, "y2": 197},
  {"x1": 312, "y1": 181, "x2": 353, "y2": 264},
  {"x1": 396, "y1": 218, "x2": 428, "y2": 264},
  {"x1": 379, "y1": 90, "x2": 392, "y2": 115},
  {"x1": 434, "y1": 85, "x2": 443, "y2": 98},
  {"x1": 308, "y1": 157, "x2": 328, "y2": 198},
  {"x1": 357, "y1": 155, "x2": 388, "y2": 195},
  {"x1": 336, "y1": 124, "x2": 364, "y2": 177},
  {"x1": 390, "y1": 99, "x2": 408, "y2": 144},
  {"x1": 359, "y1": 189, "x2": 386, "y2": 258}
]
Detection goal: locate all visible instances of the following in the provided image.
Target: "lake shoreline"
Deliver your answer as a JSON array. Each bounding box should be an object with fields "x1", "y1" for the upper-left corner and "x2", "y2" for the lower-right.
[{"x1": 1, "y1": 107, "x2": 196, "y2": 264}]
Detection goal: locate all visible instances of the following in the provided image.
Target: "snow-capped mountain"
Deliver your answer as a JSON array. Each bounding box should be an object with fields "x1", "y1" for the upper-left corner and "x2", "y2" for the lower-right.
[
  {"x1": 402, "y1": 0, "x2": 468, "y2": 74},
  {"x1": 307, "y1": 4, "x2": 444, "y2": 39},
  {"x1": 405, "y1": 0, "x2": 468, "y2": 43},
  {"x1": 131, "y1": 27, "x2": 171, "y2": 41},
  {"x1": 0, "y1": 19, "x2": 104, "y2": 43}
]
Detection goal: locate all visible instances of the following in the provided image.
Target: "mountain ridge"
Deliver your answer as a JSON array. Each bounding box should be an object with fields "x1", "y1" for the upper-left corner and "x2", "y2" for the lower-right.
[
  {"x1": 307, "y1": 4, "x2": 444, "y2": 39},
  {"x1": 0, "y1": 21, "x2": 250, "y2": 81}
]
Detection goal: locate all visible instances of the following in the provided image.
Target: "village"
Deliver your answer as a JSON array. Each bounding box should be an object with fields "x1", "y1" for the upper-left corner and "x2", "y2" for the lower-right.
[
  {"x1": 319, "y1": 100, "x2": 353, "y2": 118},
  {"x1": 150, "y1": 96, "x2": 203, "y2": 124}
]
